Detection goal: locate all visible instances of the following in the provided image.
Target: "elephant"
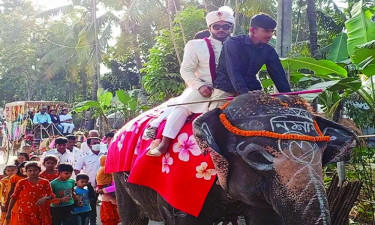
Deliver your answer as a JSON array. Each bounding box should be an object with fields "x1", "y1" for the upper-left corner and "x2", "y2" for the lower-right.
[{"x1": 114, "y1": 91, "x2": 357, "y2": 225}]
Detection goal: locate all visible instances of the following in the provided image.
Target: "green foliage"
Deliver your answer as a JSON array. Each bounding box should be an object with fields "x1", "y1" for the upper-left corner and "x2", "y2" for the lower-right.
[
  {"x1": 345, "y1": 0, "x2": 375, "y2": 56},
  {"x1": 349, "y1": 146, "x2": 375, "y2": 223},
  {"x1": 327, "y1": 33, "x2": 349, "y2": 63},
  {"x1": 142, "y1": 6, "x2": 206, "y2": 103},
  {"x1": 101, "y1": 58, "x2": 140, "y2": 92},
  {"x1": 352, "y1": 40, "x2": 375, "y2": 77}
]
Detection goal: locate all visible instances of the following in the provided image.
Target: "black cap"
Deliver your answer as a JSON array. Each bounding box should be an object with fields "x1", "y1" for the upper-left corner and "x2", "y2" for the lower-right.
[
  {"x1": 55, "y1": 137, "x2": 68, "y2": 144},
  {"x1": 250, "y1": 13, "x2": 277, "y2": 30}
]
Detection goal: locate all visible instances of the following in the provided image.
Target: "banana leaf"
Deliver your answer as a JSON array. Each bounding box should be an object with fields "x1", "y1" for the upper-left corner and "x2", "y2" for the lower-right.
[
  {"x1": 327, "y1": 33, "x2": 349, "y2": 63},
  {"x1": 281, "y1": 57, "x2": 347, "y2": 78},
  {"x1": 345, "y1": 0, "x2": 375, "y2": 56},
  {"x1": 352, "y1": 40, "x2": 375, "y2": 76}
]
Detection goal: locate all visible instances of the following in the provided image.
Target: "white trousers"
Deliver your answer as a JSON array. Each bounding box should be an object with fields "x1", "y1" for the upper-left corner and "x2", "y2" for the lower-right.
[
  {"x1": 61, "y1": 123, "x2": 75, "y2": 133},
  {"x1": 162, "y1": 107, "x2": 192, "y2": 139}
]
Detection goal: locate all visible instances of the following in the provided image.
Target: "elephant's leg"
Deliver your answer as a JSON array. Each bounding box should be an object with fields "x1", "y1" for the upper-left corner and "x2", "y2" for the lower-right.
[
  {"x1": 243, "y1": 207, "x2": 284, "y2": 225},
  {"x1": 114, "y1": 172, "x2": 149, "y2": 225},
  {"x1": 157, "y1": 195, "x2": 212, "y2": 225}
]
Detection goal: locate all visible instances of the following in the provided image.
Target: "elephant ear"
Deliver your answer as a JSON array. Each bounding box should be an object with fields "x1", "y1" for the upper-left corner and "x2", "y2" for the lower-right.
[
  {"x1": 314, "y1": 116, "x2": 358, "y2": 167},
  {"x1": 194, "y1": 108, "x2": 231, "y2": 190},
  {"x1": 194, "y1": 108, "x2": 231, "y2": 155}
]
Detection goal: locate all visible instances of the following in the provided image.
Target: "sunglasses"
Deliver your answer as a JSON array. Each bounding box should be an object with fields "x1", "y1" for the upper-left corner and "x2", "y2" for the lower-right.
[{"x1": 211, "y1": 24, "x2": 232, "y2": 31}]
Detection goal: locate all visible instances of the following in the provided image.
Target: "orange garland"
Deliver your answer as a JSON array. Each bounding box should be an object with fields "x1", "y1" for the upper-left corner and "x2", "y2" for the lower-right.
[{"x1": 219, "y1": 113, "x2": 331, "y2": 142}]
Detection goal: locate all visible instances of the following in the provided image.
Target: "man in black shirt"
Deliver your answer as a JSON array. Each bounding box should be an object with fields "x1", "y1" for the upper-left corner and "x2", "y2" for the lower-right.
[{"x1": 210, "y1": 13, "x2": 291, "y2": 109}]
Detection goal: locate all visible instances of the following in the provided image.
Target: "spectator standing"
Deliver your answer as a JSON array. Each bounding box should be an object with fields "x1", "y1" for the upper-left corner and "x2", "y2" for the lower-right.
[
  {"x1": 0, "y1": 165, "x2": 17, "y2": 224},
  {"x1": 80, "y1": 130, "x2": 100, "y2": 155},
  {"x1": 71, "y1": 174, "x2": 91, "y2": 225},
  {"x1": 32, "y1": 106, "x2": 52, "y2": 125},
  {"x1": 74, "y1": 137, "x2": 105, "y2": 225},
  {"x1": 14, "y1": 153, "x2": 29, "y2": 166},
  {"x1": 50, "y1": 164, "x2": 80, "y2": 225},
  {"x1": 96, "y1": 155, "x2": 120, "y2": 225},
  {"x1": 6, "y1": 162, "x2": 54, "y2": 225},
  {"x1": 40, "y1": 137, "x2": 74, "y2": 166},
  {"x1": 39, "y1": 155, "x2": 59, "y2": 182},
  {"x1": 66, "y1": 135, "x2": 83, "y2": 165},
  {"x1": 4, "y1": 162, "x2": 27, "y2": 225},
  {"x1": 59, "y1": 109, "x2": 75, "y2": 135}
]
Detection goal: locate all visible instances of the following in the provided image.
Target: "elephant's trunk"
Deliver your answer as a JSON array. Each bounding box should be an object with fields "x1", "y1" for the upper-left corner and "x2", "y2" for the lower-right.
[{"x1": 271, "y1": 153, "x2": 331, "y2": 225}]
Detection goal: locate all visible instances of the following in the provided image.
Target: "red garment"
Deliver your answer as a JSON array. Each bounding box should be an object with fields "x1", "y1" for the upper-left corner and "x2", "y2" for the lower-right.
[
  {"x1": 39, "y1": 170, "x2": 59, "y2": 182},
  {"x1": 100, "y1": 201, "x2": 120, "y2": 225},
  {"x1": 11, "y1": 178, "x2": 54, "y2": 225},
  {"x1": 9, "y1": 174, "x2": 26, "y2": 225},
  {"x1": 106, "y1": 109, "x2": 216, "y2": 217}
]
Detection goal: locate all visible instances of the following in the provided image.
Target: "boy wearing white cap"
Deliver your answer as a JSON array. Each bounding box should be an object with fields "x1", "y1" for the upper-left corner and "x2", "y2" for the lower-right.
[{"x1": 147, "y1": 8, "x2": 235, "y2": 156}]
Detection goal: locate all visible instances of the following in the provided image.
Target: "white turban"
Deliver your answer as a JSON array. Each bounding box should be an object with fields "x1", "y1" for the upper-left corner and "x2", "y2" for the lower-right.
[{"x1": 206, "y1": 9, "x2": 235, "y2": 27}]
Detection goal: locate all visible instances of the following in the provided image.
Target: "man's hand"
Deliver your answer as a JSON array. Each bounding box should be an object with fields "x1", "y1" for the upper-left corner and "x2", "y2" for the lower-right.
[{"x1": 198, "y1": 85, "x2": 213, "y2": 97}]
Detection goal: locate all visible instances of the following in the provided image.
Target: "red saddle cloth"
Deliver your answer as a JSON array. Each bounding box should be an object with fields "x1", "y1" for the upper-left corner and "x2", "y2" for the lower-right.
[{"x1": 106, "y1": 108, "x2": 216, "y2": 217}]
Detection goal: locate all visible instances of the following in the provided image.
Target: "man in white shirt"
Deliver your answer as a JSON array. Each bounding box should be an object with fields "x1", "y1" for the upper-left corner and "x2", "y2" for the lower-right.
[
  {"x1": 59, "y1": 108, "x2": 75, "y2": 135},
  {"x1": 40, "y1": 137, "x2": 75, "y2": 165},
  {"x1": 66, "y1": 135, "x2": 83, "y2": 165},
  {"x1": 74, "y1": 137, "x2": 105, "y2": 225},
  {"x1": 147, "y1": 8, "x2": 234, "y2": 156}
]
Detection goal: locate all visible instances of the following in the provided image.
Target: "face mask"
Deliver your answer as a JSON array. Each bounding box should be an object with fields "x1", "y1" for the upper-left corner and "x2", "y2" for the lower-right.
[{"x1": 91, "y1": 144, "x2": 101, "y2": 151}]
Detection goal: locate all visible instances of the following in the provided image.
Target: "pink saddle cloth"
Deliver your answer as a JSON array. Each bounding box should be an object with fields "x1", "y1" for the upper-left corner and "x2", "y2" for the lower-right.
[{"x1": 106, "y1": 107, "x2": 216, "y2": 217}]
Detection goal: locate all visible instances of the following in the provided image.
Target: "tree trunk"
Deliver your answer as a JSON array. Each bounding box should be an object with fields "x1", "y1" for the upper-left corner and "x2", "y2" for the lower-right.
[
  {"x1": 233, "y1": 0, "x2": 240, "y2": 35},
  {"x1": 307, "y1": 0, "x2": 318, "y2": 57},
  {"x1": 88, "y1": 0, "x2": 100, "y2": 130},
  {"x1": 166, "y1": 0, "x2": 182, "y2": 65},
  {"x1": 133, "y1": 37, "x2": 148, "y2": 105},
  {"x1": 80, "y1": 71, "x2": 88, "y2": 100}
]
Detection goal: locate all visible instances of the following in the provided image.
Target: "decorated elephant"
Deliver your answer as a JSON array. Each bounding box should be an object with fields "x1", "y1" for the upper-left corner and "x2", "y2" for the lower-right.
[{"x1": 113, "y1": 91, "x2": 357, "y2": 225}]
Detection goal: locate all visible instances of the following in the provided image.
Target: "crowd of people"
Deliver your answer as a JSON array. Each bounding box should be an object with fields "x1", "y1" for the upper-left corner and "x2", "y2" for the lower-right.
[{"x1": 0, "y1": 130, "x2": 120, "y2": 225}]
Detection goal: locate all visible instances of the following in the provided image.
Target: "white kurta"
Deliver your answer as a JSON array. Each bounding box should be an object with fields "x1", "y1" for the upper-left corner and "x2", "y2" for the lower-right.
[{"x1": 178, "y1": 36, "x2": 223, "y2": 113}]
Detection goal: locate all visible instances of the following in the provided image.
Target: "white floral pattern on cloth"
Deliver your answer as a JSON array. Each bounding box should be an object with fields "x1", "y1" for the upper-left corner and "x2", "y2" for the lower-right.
[
  {"x1": 162, "y1": 153, "x2": 174, "y2": 174},
  {"x1": 172, "y1": 133, "x2": 201, "y2": 162},
  {"x1": 117, "y1": 134, "x2": 125, "y2": 152},
  {"x1": 195, "y1": 162, "x2": 217, "y2": 180}
]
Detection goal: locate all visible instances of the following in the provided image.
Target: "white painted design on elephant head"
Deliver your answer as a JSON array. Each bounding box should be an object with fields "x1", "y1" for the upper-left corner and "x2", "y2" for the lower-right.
[
  {"x1": 270, "y1": 116, "x2": 316, "y2": 134},
  {"x1": 271, "y1": 113, "x2": 329, "y2": 225}
]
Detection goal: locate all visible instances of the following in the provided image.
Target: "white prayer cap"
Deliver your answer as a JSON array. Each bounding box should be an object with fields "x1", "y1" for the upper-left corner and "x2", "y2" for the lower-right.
[{"x1": 206, "y1": 8, "x2": 235, "y2": 27}]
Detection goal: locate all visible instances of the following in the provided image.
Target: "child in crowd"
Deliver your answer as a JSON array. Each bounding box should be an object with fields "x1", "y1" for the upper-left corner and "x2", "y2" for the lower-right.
[
  {"x1": 39, "y1": 155, "x2": 59, "y2": 181},
  {"x1": 71, "y1": 174, "x2": 91, "y2": 225},
  {"x1": 50, "y1": 163, "x2": 80, "y2": 225},
  {"x1": 0, "y1": 165, "x2": 17, "y2": 224},
  {"x1": 6, "y1": 162, "x2": 54, "y2": 225},
  {"x1": 5, "y1": 161, "x2": 27, "y2": 225},
  {"x1": 14, "y1": 153, "x2": 29, "y2": 166},
  {"x1": 29, "y1": 156, "x2": 40, "y2": 161},
  {"x1": 96, "y1": 155, "x2": 120, "y2": 225}
]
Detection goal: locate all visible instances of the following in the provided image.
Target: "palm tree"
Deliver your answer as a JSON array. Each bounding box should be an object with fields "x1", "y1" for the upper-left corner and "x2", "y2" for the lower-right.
[{"x1": 39, "y1": 0, "x2": 119, "y2": 101}]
